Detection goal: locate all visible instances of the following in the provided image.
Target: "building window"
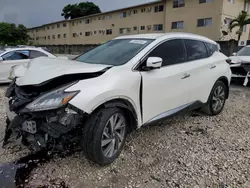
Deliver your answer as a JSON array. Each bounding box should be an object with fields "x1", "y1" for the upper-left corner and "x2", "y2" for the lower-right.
[
  {"x1": 133, "y1": 10, "x2": 138, "y2": 14},
  {"x1": 52, "y1": 35, "x2": 55, "y2": 39},
  {"x1": 98, "y1": 16, "x2": 101, "y2": 20},
  {"x1": 73, "y1": 33, "x2": 77, "y2": 37},
  {"x1": 48, "y1": 36, "x2": 50, "y2": 40},
  {"x1": 197, "y1": 18, "x2": 212, "y2": 27},
  {"x1": 153, "y1": 24, "x2": 163, "y2": 31},
  {"x1": 173, "y1": 0, "x2": 185, "y2": 8},
  {"x1": 154, "y1": 5, "x2": 164, "y2": 12},
  {"x1": 141, "y1": 26, "x2": 145, "y2": 30},
  {"x1": 79, "y1": 20, "x2": 82, "y2": 24},
  {"x1": 58, "y1": 34, "x2": 61, "y2": 39},
  {"x1": 141, "y1": 8, "x2": 146, "y2": 13},
  {"x1": 47, "y1": 26, "x2": 50, "y2": 30},
  {"x1": 120, "y1": 12, "x2": 127, "y2": 18},
  {"x1": 63, "y1": 34, "x2": 67, "y2": 38},
  {"x1": 57, "y1": 24, "x2": 60, "y2": 28},
  {"x1": 105, "y1": 15, "x2": 112, "y2": 19},
  {"x1": 244, "y1": 0, "x2": 249, "y2": 11},
  {"x1": 199, "y1": 0, "x2": 214, "y2": 3},
  {"x1": 228, "y1": 0, "x2": 234, "y2": 3},
  {"x1": 147, "y1": 25, "x2": 152, "y2": 30},
  {"x1": 224, "y1": 18, "x2": 232, "y2": 26},
  {"x1": 172, "y1": 21, "x2": 184, "y2": 29},
  {"x1": 85, "y1": 19, "x2": 90, "y2": 24},
  {"x1": 52, "y1": 25, "x2": 54, "y2": 29},
  {"x1": 106, "y1": 29, "x2": 112, "y2": 35},
  {"x1": 80, "y1": 32, "x2": 82, "y2": 35},
  {"x1": 94, "y1": 31, "x2": 97, "y2": 34},
  {"x1": 243, "y1": 25, "x2": 247, "y2": 32},
  {"x1": 133, "y1": 26, "x2": 138, "y2": 30},
  {"x1": 63, "y1": 23, "x2": 67, "y2": 27},
  {"x1": 44, "y1": 36, "x2": 46, "y2": 40},
  {"x1": 72, "y1": 22, "x2": 74, "y2": 26},
  {"x1": 85, "y1": 32, "x2": 91, "y2": 36},
  {"x1": 119, "y1": 28, "x2": 126, "y2": 34}
]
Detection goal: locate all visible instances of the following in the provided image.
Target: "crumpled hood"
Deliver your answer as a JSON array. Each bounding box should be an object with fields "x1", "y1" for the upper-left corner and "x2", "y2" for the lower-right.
[
  {"x1": 16, "y1": 57, "x2": 112, "y2": 86},
  {"x1": 229, "y1": 56, "x2": 250, "y2": 64}
]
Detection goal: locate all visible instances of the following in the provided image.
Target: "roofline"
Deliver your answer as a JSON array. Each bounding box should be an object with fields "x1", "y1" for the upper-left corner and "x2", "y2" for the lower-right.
[{"x1": 28, "y1": 0, "x2": 164, "y2": 30}]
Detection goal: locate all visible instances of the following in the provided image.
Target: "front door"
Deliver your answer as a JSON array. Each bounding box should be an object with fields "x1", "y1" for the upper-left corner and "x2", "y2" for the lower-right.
[
  {"x1": 0, "y1": 50, "x2": 30, "y2": 82},
  {"x1": 141, "y1": 39, "x2": 192, "y2": 124}
]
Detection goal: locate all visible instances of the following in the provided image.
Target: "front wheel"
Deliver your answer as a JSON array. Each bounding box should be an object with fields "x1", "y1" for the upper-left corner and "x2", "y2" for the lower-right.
[
  {"x1": 81, "y1": 107, "x2": 127, "y2": 165},
  {"x1": 202, "y1": 81, "x2": 227, "y2": 116}
]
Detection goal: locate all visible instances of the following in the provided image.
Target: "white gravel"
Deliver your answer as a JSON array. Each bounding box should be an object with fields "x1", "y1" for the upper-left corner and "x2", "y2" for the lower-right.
[{"x1": 0, "y1": 84, "x2": 250, "y2": 188}]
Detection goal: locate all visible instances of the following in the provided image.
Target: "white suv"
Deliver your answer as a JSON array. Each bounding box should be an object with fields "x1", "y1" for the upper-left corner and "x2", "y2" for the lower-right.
[{"x1": 4, "y1": 33, "x2": 231, "y2": 165}]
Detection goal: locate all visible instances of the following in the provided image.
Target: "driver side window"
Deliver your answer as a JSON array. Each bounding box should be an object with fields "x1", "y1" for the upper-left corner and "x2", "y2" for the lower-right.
[
  {"x1": 148, "y1": 39, "x2": 187, "y2": 67},
  {"x1": 2, "y1": 50, "x2": 30, "y2": 61}
]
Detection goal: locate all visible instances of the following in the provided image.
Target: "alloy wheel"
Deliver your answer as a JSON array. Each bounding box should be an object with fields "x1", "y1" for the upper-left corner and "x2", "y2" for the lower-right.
[
  {"x1": 212, "y1": 85, "x2": 225, "y2": 112},
  {"x1": 101, "y1": 113, "x2": 126, "y2": 158}
]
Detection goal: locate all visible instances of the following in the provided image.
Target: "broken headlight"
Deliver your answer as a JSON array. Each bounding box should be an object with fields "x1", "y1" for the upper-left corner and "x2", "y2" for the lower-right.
[{"x1": 25, "y1": 83, "x2": 79, "y2": 112}]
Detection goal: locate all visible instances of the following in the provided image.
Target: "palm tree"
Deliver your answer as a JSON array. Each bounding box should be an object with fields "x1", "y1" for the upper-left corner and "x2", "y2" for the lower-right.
[{"x1": 229, "y1": 11, "x2": 250, "y2": 42}]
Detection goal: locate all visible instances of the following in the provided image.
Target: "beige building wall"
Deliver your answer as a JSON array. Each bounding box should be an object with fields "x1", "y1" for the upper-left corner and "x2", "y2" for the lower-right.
[
  {"x1": 165, "y1": 0, "x2": 223, "y2": 40},
  {"x1": 221, "y1": 0, "x2": 250, "y2": 41},
  {"x1": 69, "y1": 1, "x2": 166, "y2": 44},
  {"x1": 28, "y1": 0, "x2": 250, "y2": 45}
]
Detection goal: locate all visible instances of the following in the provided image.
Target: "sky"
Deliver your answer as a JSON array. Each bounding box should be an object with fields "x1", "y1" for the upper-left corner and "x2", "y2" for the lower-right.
[{"x1": 0, "y1": 0, "x2": 155, "y2": 28}]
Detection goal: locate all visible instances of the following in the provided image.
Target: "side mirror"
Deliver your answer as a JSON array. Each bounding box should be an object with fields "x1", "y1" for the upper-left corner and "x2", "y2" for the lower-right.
[
  {"x1": 146, "y1": 57, "x2": 162, "y2": 70},
  {"x1": 0, "y1": 57, "x2": 3, "y2": 62},
  {"x1": 232, "y1": 52, "x2": 237, "y2": 56}
]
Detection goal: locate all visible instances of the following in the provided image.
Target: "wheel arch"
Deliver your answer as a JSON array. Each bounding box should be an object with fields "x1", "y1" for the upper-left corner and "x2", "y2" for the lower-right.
[
  {"x1": 90, "y1": 98, "x2": 138, "y2": 132},
  {"x1": 216, "y1": 76, "x2": 230, "y2": 99}
]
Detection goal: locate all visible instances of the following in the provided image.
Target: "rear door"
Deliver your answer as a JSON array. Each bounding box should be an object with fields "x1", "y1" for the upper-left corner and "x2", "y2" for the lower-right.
[
  {"x1": 0, "y1": 50, "x2": 30, "y2": 81},
  {"x1": 141, "y1": 39, "x2": 193, "y2": 124},
  {"x1": 183, "y1": 39, "x2": 218, "y2": 104}
]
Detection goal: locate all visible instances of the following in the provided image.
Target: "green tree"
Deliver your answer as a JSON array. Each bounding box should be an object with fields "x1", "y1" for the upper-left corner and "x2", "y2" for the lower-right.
[
  {"x1": 61, "y1": 2, "x2": 101, "y2": 19},
  {"x1": 229, "y1": 11, "x2": 250, "y2": 42},
  {"x1": 0, "y1": 22, "x2": 29, "y2": 46}
]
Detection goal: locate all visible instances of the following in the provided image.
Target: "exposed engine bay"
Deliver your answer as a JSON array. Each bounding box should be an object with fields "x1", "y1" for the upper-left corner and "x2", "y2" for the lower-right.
[{"x1": 3, "y1": 71, "x2": 106, "y2": 152}]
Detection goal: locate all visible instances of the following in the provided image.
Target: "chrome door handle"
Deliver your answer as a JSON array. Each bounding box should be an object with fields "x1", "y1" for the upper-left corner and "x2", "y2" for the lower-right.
[
  {"x1": 210, "y1": 65, "x2": 216, "y2": 69},
  {"x1": 182, "y1": 73, "x2": 190, "y2": 79}
]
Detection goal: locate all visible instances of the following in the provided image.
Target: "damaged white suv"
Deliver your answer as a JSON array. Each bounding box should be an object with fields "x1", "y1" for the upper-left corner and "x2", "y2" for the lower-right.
[{"x1": 4, "y1": 33, "x2": 231, "y2": 165}]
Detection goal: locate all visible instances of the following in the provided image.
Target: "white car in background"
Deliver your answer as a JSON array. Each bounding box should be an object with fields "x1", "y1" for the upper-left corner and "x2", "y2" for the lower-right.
[
  {"x1": 229, "y1": 45, "x2": 250, "y2": 85},
  {"x1": 5, "y1": 33, "x2": 231, "y2": 165},
  {"x1": 0, "y1": 47, "x2": 57, "y2": 83}
]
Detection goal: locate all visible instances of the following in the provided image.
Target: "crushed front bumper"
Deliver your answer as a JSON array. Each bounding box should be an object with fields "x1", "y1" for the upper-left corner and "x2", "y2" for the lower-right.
[{"x1": 4, "y1": 105, "x2": 85, "y2": 152}]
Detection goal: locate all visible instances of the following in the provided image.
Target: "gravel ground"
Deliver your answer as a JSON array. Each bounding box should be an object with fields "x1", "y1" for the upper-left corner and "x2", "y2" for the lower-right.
[{"x1": 0, "y1": 84, "x2": 250, "y2": 188}]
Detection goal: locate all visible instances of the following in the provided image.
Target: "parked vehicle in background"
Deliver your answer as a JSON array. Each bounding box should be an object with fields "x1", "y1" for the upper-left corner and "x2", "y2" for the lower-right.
[
  {"x1": 229, "y1": 45, "x2": 250, "y2": 85},
  {"x1": 4, "y1": 33, "x2": 231, "y2": 166},
  {"x1": 0, "y1": 47, "x2": 57, "y2": 83}
]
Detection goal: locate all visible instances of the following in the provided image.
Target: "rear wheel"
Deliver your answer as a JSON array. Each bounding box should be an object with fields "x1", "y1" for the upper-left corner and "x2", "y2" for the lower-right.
[
  {"x1": 81, "y1": 107, "x2": 127, "y2": 165},
  {"x1": 202, "y1": 81, "x2": 227, "y2": 116}
]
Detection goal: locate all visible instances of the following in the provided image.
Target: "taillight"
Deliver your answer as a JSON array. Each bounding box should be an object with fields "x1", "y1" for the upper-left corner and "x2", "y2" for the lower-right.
[{"x1": 226, "y1": 59, "x2": 232, "y2": 64}]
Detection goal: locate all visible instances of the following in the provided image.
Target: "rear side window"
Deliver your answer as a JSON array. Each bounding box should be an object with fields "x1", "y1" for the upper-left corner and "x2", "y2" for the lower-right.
[
  {"x1": 148, "y1": 39, "x2": 186, "y2": 66},
  {"x1": 184, "y1": 39, "x2": 208, "y2": 61},
  {"x1": 206, "y1": 42, "x2": 219, "y2": 56},
  {"x1": 30, "y1": 50, "x2": 48, "y2": 59}
]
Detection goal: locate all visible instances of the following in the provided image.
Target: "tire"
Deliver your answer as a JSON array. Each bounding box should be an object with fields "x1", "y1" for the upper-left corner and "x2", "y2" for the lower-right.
[
  {"x1": 81, "y1": 107, "x2": 128, "y2": 166},
  {"x1": 202, "y1": 81, "x2": 227, "y2": 116}
]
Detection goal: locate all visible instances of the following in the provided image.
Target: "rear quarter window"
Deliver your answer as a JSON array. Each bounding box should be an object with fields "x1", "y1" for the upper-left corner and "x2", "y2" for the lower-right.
[
  {"x1": 206, "y1": 42, "x2": 219, "y2": 56},
  {"x1": 184, "y1": 39, "x2": 208, "y2": 61},
  {"x1": 30, "y1": 50, "x2": 48, "y2": 59}
]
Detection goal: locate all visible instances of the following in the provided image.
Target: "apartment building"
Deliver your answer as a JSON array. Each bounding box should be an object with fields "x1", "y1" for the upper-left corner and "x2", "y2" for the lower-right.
[{"x1": 28, "y1": 0, "x2": 250, "y2": 45}]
